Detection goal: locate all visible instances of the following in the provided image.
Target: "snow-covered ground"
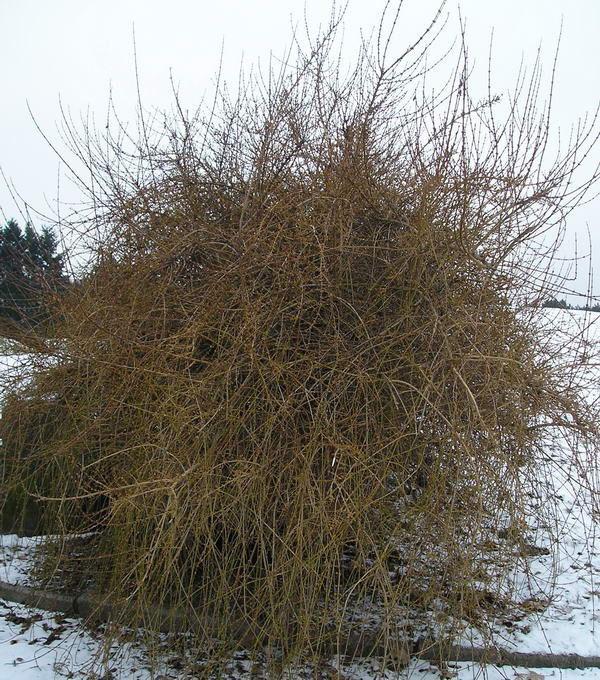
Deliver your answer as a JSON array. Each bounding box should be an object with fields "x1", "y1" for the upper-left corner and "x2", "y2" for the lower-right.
[
  {"x1": 0, "y1": 601, "x2": 597, "y2": 679},
  {"x1": 0, "y1": 310, "x2": 598, "y2": 678}
]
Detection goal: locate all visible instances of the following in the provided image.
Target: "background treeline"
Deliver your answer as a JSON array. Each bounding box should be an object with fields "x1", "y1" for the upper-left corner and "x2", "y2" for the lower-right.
[{"x1": 542, "y1": 297, "x2": 600, "y2": 312}]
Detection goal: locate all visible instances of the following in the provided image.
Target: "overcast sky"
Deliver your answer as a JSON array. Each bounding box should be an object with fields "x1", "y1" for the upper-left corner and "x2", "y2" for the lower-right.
[{"x1": 1, "y1": 0, "x2": 598, "y2": 297}]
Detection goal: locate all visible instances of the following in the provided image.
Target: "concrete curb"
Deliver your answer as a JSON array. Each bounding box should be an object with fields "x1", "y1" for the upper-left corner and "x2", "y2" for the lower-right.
[{"x1": 0, "y1": 579, "x2": 598, "y2": 670}]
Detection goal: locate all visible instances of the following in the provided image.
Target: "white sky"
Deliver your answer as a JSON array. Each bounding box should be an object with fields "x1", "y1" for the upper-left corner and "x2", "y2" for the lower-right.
[{"x1": 1, "y1": 0, "x2": 599, "y2": 298}]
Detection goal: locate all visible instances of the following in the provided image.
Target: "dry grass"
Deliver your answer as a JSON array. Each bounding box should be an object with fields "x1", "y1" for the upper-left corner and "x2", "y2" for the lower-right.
[{"x1": 1, "y1": 3, "x2": 599, "y2": 674}]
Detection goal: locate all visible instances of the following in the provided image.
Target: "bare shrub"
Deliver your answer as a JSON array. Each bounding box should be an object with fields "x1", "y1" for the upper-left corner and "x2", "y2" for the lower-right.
[{"x1": 1, "y1": 3, "x2": 599, "y2": 673}]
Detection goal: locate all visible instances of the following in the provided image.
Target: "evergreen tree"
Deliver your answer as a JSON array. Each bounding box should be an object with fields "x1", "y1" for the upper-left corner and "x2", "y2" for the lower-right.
[{"x1": 0, "y1": 219, "x2": 68, "y2": 328}]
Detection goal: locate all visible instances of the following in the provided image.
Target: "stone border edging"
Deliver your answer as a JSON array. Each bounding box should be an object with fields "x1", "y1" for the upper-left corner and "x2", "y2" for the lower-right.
[
  {"x1": 0, "y1": 579, "x2": 598, "y2": 670},
  {"x1": 414, "y1": 642, "x2": 600, "y2": 670}
]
